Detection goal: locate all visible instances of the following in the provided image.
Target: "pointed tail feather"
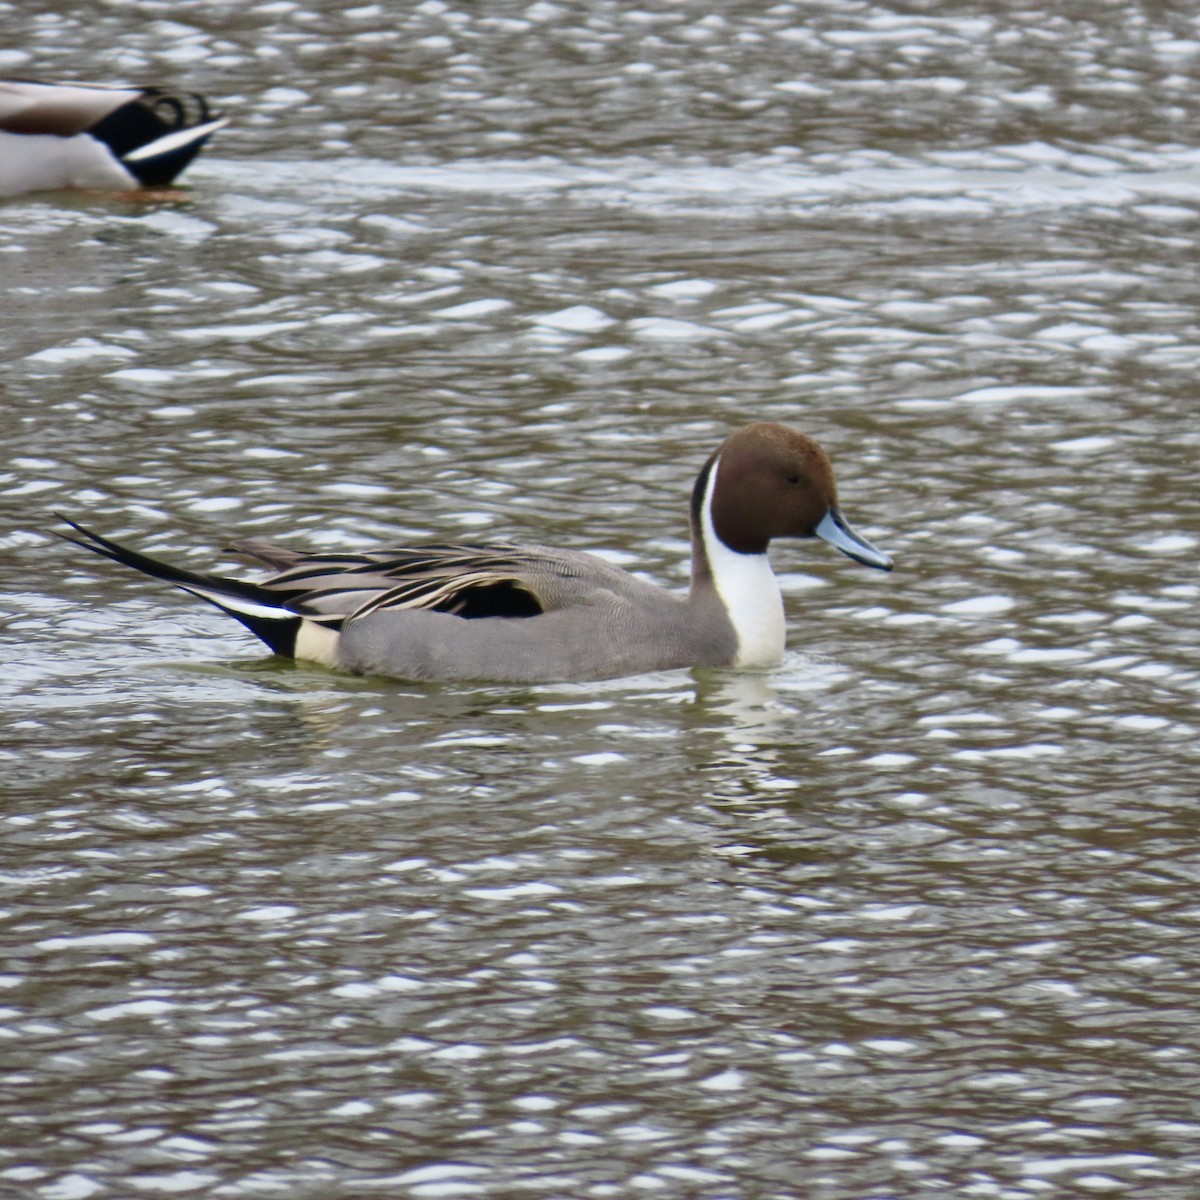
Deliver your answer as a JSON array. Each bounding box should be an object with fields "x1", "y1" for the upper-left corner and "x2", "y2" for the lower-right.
[
  {"x1": 121, "y1": 117, "x2": 228, "y2": 164},
  {"x1": 55, "y1": 514, "x2": 300, "y2": 657},
  {"x1": 120, "y1": 117, "x2": 228, "y2": 186}
]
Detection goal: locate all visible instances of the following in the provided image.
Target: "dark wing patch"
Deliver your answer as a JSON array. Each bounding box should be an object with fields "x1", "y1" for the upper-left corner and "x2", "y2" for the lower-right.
[{"x1": 443, "y1": 580, "x2": 543, "y2": 618}]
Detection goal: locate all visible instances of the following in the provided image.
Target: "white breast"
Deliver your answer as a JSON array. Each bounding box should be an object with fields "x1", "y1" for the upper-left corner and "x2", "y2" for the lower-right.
[{"x1": 700, "y1": 459, "x2": 786, "y2": 668}]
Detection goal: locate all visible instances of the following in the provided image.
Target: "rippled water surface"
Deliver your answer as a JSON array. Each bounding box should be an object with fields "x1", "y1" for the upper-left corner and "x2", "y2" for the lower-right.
[{"x1": 3, "y1": 3, "x2": 1200, "y2": 1198}]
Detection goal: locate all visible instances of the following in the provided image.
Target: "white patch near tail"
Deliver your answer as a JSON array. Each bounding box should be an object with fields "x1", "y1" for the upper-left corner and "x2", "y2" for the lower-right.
[
  {"x1": 182, "y1": 583, "x2": 296, "y2": 623},
  {"x1": 295, "y1": 620, "x2": 340, "y2": 668}
]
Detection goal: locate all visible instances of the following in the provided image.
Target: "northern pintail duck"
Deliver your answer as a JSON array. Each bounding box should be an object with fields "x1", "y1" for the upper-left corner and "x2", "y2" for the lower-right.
[
  {"x1": 0, "y1": 79, "x2": 226, "y2": 195},
  {"x1": 58, "y1": 422, "x2": 893, "y2": 683}
]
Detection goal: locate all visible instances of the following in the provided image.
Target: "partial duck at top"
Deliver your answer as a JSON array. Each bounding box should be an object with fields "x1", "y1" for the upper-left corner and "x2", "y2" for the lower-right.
[
  {"x1": 57, "y1": 422, "x2": 894, "y2": 685},
  {"x1": 0, "y1": 79, "x2": 227, "y2": 196}
]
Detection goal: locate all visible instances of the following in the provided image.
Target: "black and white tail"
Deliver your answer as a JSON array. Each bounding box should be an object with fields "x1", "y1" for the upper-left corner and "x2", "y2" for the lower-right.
[
  {"x1": 56, "y1": 515, "x2": 301, "y2": 657},
  {"x1": 92, "y1": 87, "x2": 227, "y2": 187}
]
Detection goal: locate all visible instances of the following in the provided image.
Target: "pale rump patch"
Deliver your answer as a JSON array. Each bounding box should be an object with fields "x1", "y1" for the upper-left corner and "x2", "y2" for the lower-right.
[{"x1": 295, "y1": 620, "x2": 340, "y2": 667}]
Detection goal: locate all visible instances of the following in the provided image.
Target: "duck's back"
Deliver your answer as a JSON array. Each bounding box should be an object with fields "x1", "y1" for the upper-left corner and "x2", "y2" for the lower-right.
[{"x1": 249, "y1": 540, "x2": 736, "y2": 682}]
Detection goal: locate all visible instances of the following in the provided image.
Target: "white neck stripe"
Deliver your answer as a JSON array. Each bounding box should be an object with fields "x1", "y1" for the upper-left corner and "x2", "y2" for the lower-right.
[{"x1": 701, "y1": 456, "x2": 786, "y2": 667}]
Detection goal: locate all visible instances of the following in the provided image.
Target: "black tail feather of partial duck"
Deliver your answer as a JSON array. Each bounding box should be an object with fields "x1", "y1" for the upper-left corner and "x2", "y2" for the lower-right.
[
  {"x1": 95, "y1": 88, "x2": 226, "y2": 186},
  {"x1": 55, "y1": 515, "x2": 300, "y2": 657}
]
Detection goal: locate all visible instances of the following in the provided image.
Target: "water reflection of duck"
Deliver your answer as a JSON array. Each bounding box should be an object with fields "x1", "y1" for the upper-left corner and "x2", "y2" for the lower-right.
[
  {"x1": 0, "y1": 79, "x2": 226, "y2": 195},
  {"x1": 58, "y1": 422, "x2": 894, "y2": 683}
]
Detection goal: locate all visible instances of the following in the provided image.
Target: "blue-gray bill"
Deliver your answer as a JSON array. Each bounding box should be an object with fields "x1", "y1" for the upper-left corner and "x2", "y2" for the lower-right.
[{"x1": 815, "y1": 507, "x2": 893, "y2": 571}]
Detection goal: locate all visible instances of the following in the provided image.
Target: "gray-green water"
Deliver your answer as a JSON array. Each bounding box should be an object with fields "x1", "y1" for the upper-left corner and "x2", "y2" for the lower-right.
[{"x1": 3, "y1": 3, "x2": 1200, "y2": 1197}]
